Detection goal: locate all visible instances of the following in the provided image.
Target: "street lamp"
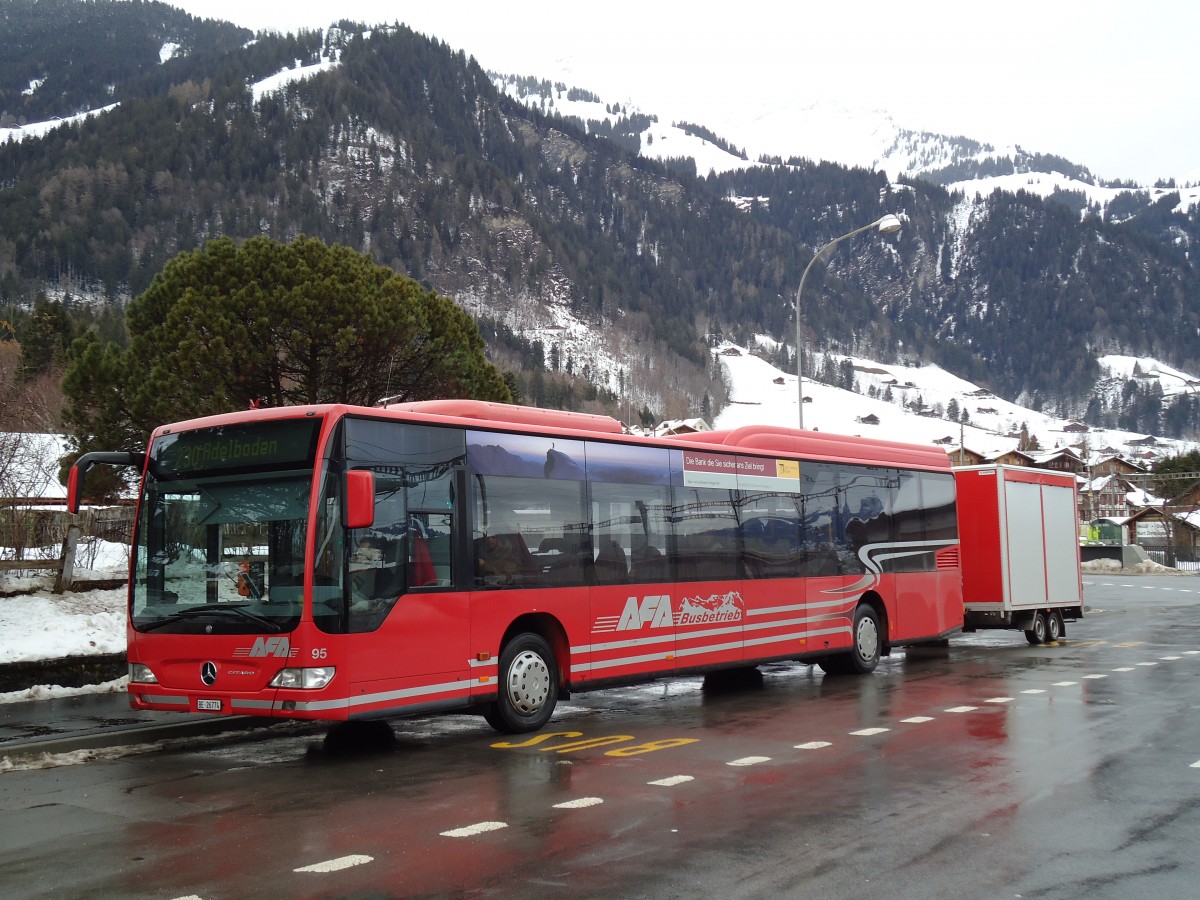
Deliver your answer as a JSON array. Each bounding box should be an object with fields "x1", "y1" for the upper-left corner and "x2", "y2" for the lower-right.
[{"x1": 795, "y1": 213, "x2": 902, "y2": 429}]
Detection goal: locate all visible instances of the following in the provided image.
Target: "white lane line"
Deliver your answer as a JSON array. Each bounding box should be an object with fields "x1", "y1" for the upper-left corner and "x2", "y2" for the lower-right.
[
  {"x1": 986, "y1": 697, "x2": 1014, "y2": 704},
  {"x1": 1137, "y1": 662, "x2": 1158, "y2": 667},
  {"x1": 1161, "y1": 656, "x2": 1182, "y2": 661},
  {"x1": 795, "y1": 741, "x2": 833, "y2": 749},
  {"x1": 850, "y1": 727, "x2": 890, "y2": 737},
  {"x1": 1083, "y1": 674, "x2": 1108, "y2": 679},
  {"x1": 1186, "y1": 651, "x2": 1200, "y2": 656},
  {"x1": 1112, "y1": 667, "x2": 1135, "y2": 672},
  {"x1": 1054, "y1": 681, "x2": 1078, "y2": 686},
  {"x1": 649, "y1": 775, "x2": 694, "y2": 787},
  {"x1": 945, "y1": 706, "x2": 978, "y2": 713},
  {"x1": 900, "y1": 716, "x2": 934, "y2": 724},
  {"x1": 1191, "y1": 760, "x2": 1200, "y2": 769},
  {"x1": 728, "y1": 756, "x2": 771, "y2": 766},
  {"x1": 554, "y1": 797, "x2": 603, "y2": 809},
  {"x1": 440, "y1": 822, "x2": 508, "y2": 838},
  {"x1": 1021, "y1": 689, "x2": 1047, "y2": 695},
  {"x1": 294, "y1": 855, "x2": 373, "y2": 873}
]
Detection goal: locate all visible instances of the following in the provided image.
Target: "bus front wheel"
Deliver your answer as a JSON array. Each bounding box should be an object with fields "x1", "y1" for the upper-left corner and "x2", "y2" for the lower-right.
[{"x1": 485, "y1": 633, "x2": 560, "y2": 733}]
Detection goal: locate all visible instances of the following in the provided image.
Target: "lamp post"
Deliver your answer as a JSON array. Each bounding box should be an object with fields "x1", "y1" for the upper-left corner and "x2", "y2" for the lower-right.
[{"x1": 795, "y1": 213, "x2": 902, "y2": 429}]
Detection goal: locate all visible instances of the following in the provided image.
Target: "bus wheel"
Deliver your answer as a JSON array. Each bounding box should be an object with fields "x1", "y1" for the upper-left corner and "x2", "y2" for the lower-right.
[
  {"x1": 485, "y1": 633, "x2": 559, "y2": 733},
  {"x1": 819, "y1": 604, "x2": 882, "y2": 675},
  {"x1": 1025, "y1": 612, "x2": 1048, "y2": 645},
  {"x1": 1046, "y1": 610, "x2": 1063, "y2": 642}
]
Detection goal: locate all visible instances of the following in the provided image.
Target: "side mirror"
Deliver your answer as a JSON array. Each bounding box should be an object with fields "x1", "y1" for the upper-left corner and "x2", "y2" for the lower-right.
[
  {"x1": 344, "y1": 470, "x2": 375, "y2": 529},
  {"x1": 67, "y1": 451, "x2": 145, "y2": 513}
]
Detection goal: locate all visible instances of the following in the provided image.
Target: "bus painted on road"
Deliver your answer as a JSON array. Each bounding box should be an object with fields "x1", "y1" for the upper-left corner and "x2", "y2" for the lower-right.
[{"x1": 69, "y1": 399, "x2": 963, "y2": 732}]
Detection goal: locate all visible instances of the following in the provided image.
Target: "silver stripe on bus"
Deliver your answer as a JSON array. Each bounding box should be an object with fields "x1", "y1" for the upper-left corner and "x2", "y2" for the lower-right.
[
  {"x1": 283, "y1": 677, "x2": 485, "y2": 712},
  {"x1": 747, "y1": 596, "x2": 858, "y2": 617},
  {"x1": 140, "y1": 694, "x2": 190, "y2": 706},
  {"x1": 231, "y1": 699, "x2": 274, "y2": 710}
]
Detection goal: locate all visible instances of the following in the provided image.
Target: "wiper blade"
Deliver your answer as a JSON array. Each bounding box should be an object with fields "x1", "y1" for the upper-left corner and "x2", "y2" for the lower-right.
[{"x1": 139, "y1": 603, "x2": 284, "y2": 633}]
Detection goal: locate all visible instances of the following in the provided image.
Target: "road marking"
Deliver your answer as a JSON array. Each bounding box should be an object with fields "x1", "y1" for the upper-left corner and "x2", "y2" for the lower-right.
[
  {"x1": 1054, "y1": 681, "x2": 1078, "y2": 686},
  {"x1": 554, "y1": 797, "x2": 603, "y2": 809},
  {"x1": 900, "y1": 716, "x2": 934, "y2": 724},
  {"x1": 850, "y1": 727, "x2": 890, "y2": 737},
  {"x1": 945, "y1": 706, "x2": 978, "y2": 713},
  {"x1": 795, "y1": 741, "x2": 833, "y2": 749},
  {"x1": 986, "y1": 697, "x2": 1013, "y2": 704},
  {"x1": 1113, "y1": 641, "x2": 1145, "y2": 648},
  {"x1": 1112, "y1": 667, "x2": 1135, "y2": 672},
  {"x1": 1191, "y1": 760, "x2": 1200, "y2": 769},
  {"x1": 1082, "y1": 674, "x2": 1108, "y2": 679},
  {"x1": 1136, "y1": 662, "x2": 1158, "y2": 667},
  {"x1": 1186, "y1": 651, "x2": 1200, "y2": 656},
  {"x1": 1021, "y1": 689, "x2": 1047, "y2": 695},
  {"x1": 648, "y1": 775, "x2": 694, "y2": 787},
  {"x1": 1161, "y1": 656, "x2": 1182, "y2": 661},
  {"x1": 728, "y1": 756, "x2": 772, "y2": 766},
  {"x1": 294, "y1": 855, "x2": 373, "y2": 873},
  {"x1": 441, "y1": 822, "x2": 508, "y2": 838}
]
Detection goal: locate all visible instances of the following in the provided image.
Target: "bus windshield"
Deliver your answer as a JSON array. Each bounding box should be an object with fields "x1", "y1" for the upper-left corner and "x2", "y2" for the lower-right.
[{"x1": 131, "y1": 419, "x2": 321, "y2": 634}]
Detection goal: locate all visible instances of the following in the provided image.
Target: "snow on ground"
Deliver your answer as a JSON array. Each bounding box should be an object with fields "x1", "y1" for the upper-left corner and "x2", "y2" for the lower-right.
[
  {"x1": 0, "y1": 586, "x2": 126, "y2": 666},
  {"x1": 0, "y1": 540, "x2": 129, "y2": 702}
]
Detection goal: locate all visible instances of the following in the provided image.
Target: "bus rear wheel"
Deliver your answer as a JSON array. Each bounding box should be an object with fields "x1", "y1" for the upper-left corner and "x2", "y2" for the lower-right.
[
  {"x1": 484, "y1": 633, "x2": 559, "y2": 733},
  {"x1": 819, "y1": 604, "x2": 882, "y2": 676}
]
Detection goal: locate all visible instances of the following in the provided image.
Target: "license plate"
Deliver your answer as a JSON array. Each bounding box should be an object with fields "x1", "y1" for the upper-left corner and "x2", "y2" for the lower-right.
[{"x1": 197, "y1": 699, "x2": 223, "y2": 712}]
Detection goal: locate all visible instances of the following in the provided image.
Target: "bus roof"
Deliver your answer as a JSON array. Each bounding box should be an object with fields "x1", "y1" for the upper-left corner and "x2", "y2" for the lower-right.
[{"x1": 148, "y1": 400, "x2": 953, "y2": 473}]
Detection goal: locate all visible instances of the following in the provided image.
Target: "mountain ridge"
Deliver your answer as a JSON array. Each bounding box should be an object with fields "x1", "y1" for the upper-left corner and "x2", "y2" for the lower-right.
[{"x1": 2, "y1": 1, "x2": 1199, "y2": 444}]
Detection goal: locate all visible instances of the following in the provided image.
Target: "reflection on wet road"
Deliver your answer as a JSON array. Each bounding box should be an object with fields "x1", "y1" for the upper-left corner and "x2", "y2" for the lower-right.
[{"x1": 4, "y1": 575, "x2": 1200, "y2": 898}]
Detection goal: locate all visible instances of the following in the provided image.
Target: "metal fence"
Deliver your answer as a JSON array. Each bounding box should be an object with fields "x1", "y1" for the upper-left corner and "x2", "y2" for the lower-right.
[{"x1": 1142, "y1": 548, "x2": 1200, "y2": 572}]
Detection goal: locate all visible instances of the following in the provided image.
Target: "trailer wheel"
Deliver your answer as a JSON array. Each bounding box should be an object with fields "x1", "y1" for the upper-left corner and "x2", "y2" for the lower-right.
[
  {"x1": 819, "y1": 604, "x2": 882, "y2": 675},
  {"x1": 1046, "y1": 610, "x2": 1063, "y2": 642},
  {"x1": 484, "y1": 633, "x2": 559, "y2": 734},
  {"x1": 1025, "y1": 611, "x2": 1049, "y2": 645}
]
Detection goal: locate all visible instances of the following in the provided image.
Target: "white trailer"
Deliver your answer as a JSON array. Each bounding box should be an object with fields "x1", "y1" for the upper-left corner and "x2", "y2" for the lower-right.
[{"x1": 955, "y1": 465, "x2": 1085, "y2": 643}]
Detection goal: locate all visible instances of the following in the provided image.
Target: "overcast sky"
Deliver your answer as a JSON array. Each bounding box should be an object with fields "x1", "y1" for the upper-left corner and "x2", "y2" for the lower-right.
[{"x1": 166, "y1": 0, "x2": 1200, "y2": 184}]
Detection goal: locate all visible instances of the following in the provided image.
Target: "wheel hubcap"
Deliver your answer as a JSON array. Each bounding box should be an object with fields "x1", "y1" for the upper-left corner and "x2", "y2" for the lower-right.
[
  {"x1": 856, "y1": 617, "x2": 879, "y2": 662},
  {"x1": 506, "y1": 650, "x2": 550, "y2": 714}
]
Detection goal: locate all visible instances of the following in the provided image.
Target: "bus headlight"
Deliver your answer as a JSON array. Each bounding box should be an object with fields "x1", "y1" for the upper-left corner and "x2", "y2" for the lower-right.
[
  {"x1": 129, "y1": 663, "x2": 158, "y2": 684},
  {"x1": 269, "y1": 667, "x2": 336, "y2": 690}
]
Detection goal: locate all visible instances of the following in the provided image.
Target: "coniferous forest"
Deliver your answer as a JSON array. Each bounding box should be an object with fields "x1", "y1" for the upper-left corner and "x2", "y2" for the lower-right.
[{"x1": 2, "y1": 0, "x2": 1200, "y2": 435}]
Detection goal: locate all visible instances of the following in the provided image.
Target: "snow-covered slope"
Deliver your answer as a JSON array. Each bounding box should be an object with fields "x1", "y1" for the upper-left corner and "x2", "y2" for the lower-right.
[
  {"x1": 494, "y1": 77, "x2": 1199, "y2": 215},
  {"x1": 713, "y1": 339, "x2": 1198, "y2": 464}
]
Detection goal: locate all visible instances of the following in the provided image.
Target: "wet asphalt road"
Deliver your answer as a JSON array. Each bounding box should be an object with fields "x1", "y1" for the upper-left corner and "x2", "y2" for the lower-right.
[{"x1": 3, "y1": 573, "x2": 1200, "y2": 899}]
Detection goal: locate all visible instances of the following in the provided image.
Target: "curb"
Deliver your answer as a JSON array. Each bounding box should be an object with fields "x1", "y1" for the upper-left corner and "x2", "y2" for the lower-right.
[{"x1": 1, "y1": 713, "x2": 287, "y2": 758}]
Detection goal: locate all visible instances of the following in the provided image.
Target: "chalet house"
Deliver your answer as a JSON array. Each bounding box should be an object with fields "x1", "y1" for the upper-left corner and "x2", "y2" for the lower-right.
[
  {"x1": 855, "y1": 414, "x2": 880, "y2": 425},
  {"x1": 1124, "y1": 506, "x2": 1200, "y2": 560},
  {"x1": 951, "y1": 446, "x2": 986, "y2": 467},
  {"x1": 1091, "y1": 455, "x2": 1146, "y2": 477},
  {"x1": 986, "y1": 448, "x2": 1035, "y2": 467},
  {"x1": 1028, "y1": 447, "x2": 1087, "y2": 476},
  {"x1": 1062, "y1": 421, "x2": 1090, "y2": 433},
  {"x1": 1077, "y1": 474, "x2": 1159, "y2": 522}
]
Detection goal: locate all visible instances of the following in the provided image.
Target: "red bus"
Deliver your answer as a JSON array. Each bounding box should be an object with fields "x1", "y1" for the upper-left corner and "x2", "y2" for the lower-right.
[{"x1": 68, "y1": 399, "x2": 962, "y2": 733}]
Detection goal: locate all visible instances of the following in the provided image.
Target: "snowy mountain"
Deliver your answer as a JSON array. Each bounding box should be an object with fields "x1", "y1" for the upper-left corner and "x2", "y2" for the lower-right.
[
  {"x1": 492, "y1": 76, "x2": 1200, "y2": 217},
  {"x1": 713, "y1": 338, "x2": 1199, "y2": 466}
]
